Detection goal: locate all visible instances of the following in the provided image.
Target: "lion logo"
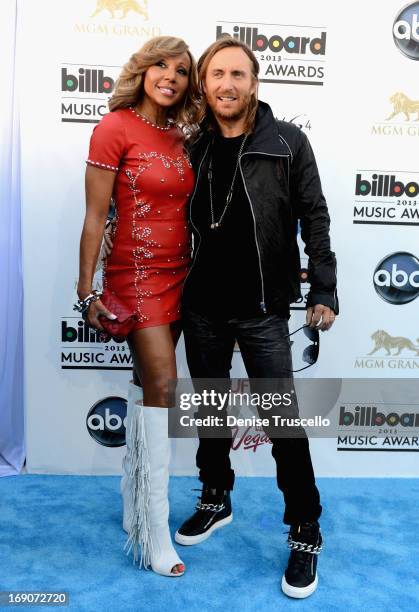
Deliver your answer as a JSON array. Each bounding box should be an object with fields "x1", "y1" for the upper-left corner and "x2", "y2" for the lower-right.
[
  {"x1": 368, "y1": 330, "x2": 419, "y2": 356},
  {"x1": 386, "y1": 92, "x2": 419, "y2": 121},
  {"x1": 91, "y1": 0, "x2": 148, "y2": 20}
]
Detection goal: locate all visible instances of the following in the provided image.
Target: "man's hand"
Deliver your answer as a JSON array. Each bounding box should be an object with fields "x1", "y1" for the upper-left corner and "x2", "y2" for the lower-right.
[
  {"x1": 103, "y1": 221, "x2": 114, "y2": 257},
  {"x1": 94, "y1": 221, "x2": 115, "y2": 273},
  {"x1": 306, "y1": 304, "x2": 336, "y2": 331}
]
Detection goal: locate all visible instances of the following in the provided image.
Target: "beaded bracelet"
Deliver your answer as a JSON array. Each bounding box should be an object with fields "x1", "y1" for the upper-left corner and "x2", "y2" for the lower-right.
[{"x1": 73, "y1": 290, "x2": 102, "y2": 314}]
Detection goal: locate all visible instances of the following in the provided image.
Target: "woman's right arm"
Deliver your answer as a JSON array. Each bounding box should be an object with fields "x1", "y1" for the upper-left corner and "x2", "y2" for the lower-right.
[{"x1": 77, "y1": 165, "x2": 117, "y2": 330}]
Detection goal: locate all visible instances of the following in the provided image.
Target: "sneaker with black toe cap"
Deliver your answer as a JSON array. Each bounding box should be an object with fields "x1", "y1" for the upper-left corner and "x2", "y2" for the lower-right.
[
  {"x1": 175, "y1": 486, "x2": 233, "y2": 545},
  {"x1": 281, "y1": 521, "x2": 323, "y2": 599}
]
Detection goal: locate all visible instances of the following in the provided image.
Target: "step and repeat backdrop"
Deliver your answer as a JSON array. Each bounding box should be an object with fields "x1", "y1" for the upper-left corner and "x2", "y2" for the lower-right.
[{"x1": 20, "y1": 0, "x2": 419, "y2": 476}]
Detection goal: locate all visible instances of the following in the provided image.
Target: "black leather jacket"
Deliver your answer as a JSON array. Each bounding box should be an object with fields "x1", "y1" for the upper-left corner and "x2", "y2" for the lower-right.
[{"x1": 186, "y1": 101, "x2": 339, "y2": 315}]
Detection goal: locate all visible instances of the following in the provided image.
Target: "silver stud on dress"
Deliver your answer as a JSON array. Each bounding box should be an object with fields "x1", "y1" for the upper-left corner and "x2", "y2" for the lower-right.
[
  {"x1": 86, "y1": 159, "x2": 118, "y2": 172},
  {"x1": 130, "y1": 107, "x2": 173, "y2": 131}
]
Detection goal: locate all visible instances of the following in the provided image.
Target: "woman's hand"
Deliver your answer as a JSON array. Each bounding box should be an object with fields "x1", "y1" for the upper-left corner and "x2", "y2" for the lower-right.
[{"x1": 85, "y1": 298, "x2": 117, "y2": 332}]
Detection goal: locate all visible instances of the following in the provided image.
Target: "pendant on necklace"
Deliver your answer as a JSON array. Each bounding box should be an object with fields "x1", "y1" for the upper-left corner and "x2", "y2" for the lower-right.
[{"x1": 211, "y1": 222, "x2": 220, "y2": 229}]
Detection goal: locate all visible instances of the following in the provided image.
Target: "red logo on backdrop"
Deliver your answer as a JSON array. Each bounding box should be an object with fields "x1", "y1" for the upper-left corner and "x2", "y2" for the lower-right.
[{"x1": 231, "y1": 425, "x2": 272, "y2": 452}]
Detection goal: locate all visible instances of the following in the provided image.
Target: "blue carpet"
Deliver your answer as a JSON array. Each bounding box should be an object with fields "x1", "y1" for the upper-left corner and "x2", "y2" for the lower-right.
[{"x1": 0, "y1": 476, "x2": 418, "y2": 612}]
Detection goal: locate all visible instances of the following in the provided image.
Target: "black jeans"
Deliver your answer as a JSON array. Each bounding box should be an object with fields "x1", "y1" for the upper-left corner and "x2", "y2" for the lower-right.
[{"x1": 183, "y1": 307, "x2": 322, "y2": 525}]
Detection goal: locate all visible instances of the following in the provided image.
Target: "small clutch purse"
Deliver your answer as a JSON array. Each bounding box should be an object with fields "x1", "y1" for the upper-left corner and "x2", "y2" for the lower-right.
[{"x1": 98, "y1": 288, "x2": 138, "y2": 340}]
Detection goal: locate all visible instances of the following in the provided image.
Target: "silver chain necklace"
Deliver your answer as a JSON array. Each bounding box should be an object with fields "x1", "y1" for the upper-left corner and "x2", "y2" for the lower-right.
[{"x1": 208, "y1": 133, "x2": 248, "y2": 230}]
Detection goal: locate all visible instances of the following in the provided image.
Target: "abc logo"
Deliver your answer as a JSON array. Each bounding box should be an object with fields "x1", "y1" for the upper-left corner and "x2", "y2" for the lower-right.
[
  {"x1": 373, "y1": 252, "x2": 419, "y2": 304},
  {"x1": 393, "y1": 2, "x2": 419, "y2": 60},
  {"x1": 86, "y1": 397, "x2": 127, "y2": 447}
]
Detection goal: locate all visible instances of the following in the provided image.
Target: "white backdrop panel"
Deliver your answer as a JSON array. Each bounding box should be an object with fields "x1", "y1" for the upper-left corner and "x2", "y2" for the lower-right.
[{"x1": 20, "y1": 0, "x2": 419, "y2": 476}]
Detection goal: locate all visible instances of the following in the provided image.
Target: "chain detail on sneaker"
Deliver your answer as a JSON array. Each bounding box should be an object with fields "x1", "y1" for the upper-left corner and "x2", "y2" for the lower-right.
[
  {"x1": 195, "y1": 501, "x2": 225, "y2": 512},
  {"x1": 287, "y1": 538, "x2": 322, "y2": 554},
  {"x1": 281, "y1": 521, "x2": 322, "y2": 599},
  {"x1": 175, "y1": 486, "x2": 233, "y2": 546}
]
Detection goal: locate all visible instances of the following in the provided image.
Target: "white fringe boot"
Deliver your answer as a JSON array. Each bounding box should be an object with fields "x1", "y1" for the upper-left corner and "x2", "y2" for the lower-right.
[
  {"x1": 124, "y1": 404, "x2": 184, "y2": 577},
  {"x1": 121, "y1": 381, "x2": 143, "y2": 533}
]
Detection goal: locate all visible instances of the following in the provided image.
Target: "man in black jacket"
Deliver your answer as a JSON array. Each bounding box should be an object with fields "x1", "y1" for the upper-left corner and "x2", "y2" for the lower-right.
[{"x1": 174, "y1": 37, "x2": 338, "y2": 599}]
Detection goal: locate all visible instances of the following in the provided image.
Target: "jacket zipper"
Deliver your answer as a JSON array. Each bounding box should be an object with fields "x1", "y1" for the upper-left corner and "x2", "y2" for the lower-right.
[
  {"x1": 182, "y1": 141, "x2": 211, "y2": 294},
  {"x1": 239, "y1": 151, "x2": 291, "y2": 314},
  {"x1": 332, "y1": 257, "x2": 338, "y2": 312}
]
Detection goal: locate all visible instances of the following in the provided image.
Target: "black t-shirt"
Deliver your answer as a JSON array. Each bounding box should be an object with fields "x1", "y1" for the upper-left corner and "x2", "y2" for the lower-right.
[{"x1": 183, "y1": 132, "x2": 263, "y2": 319}]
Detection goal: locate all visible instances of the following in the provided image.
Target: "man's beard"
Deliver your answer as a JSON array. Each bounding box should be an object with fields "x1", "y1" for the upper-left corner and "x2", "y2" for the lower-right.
[
  {"x1": 214, "y1": 106, "x2": 247, "y2": 122},
  {"x1": 210, "y1": 93, "x2": 253, "y2": 123}
]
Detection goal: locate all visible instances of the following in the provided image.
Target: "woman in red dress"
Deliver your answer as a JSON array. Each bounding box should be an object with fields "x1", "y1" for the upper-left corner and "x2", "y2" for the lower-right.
[{"x1": 76, "y1": 36, "x2": 198, "y2": 577}]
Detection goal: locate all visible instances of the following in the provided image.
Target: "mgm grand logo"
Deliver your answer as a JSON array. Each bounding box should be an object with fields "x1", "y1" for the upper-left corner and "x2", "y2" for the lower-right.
[
  {"x1": 354, "y1": 330, "x2": 419, "y2": 369},
  {"x1": 74, "y1": 0, "x2": 162, "y2": 38},
  {"x1": 371, "y1": 92, "x2": 419, "y2": 136},
  {"x1": 91, "y1": 0, "x2": 148, "y2": 19}
]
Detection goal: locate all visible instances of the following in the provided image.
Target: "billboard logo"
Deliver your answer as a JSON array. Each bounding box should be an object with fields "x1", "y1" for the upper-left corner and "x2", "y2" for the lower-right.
[
  {"x1": 339, "y1": 405, "x2": 419, "y2": 427},
  {"x1": 373, "y1": 252, "x2": 419, "y2": 304},
  {"x1": 62, "y1": 319, "x2": 115, "y2": 343},
  {"x1": 353, "y1": 171, "x2": 419, "y2": 226},
  {"x1": 60, "y1": 317, "x2": 131, "y2": 370},
  {"x1": 216, "y1": 22, "x2": 326, "y2": 86},
  {"x1": 290, "y1": 257, "x2": 309, "y2": 310},
  {"x1": 393, "y1": 2, "x2": 419, "y2": 60},
  {"x1": 60, "y1": 64, "x2": 120, "y2": 124},
  {"x1": 356, "y1": 173, "x2": 419, "y2": 198},
  {"x1": 216, "y1": 24, "x2": 326, "y2": 55},
  {"x1": 62, "y1": 67, "x2": 114, "y2": 94}
]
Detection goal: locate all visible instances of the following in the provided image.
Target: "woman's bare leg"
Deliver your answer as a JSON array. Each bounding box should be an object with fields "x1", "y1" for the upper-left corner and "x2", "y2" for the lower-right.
[
  {"x1": 127, "y1": 323, "x2": 184, "y2": 574},
  {"x1": 131, "y1": 319, "x2": 182, "y2": 388}
]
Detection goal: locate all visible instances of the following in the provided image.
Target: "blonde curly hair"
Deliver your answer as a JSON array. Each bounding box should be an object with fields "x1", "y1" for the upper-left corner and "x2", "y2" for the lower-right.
[{"x1": 109, "y1": 36, "x2": 199, "y2": 128}]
